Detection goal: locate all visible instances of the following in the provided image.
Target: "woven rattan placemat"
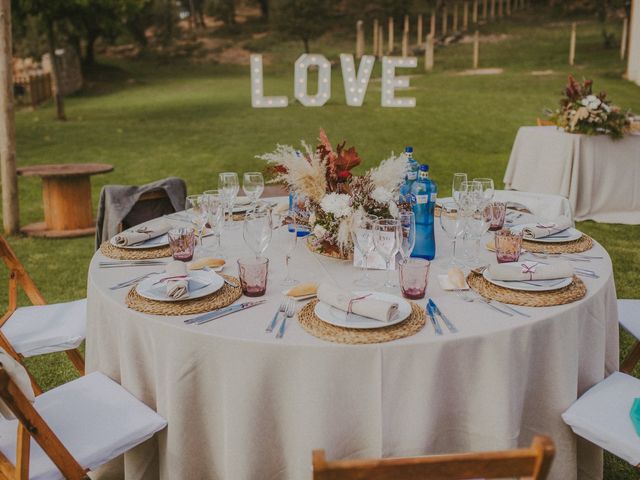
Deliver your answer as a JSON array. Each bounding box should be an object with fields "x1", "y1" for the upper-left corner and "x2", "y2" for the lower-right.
[
  {"x1": 522, "y1": 234, "x2": 593, "y2": 254},
  {"x1": 466, "y1": 271, "x2": 586, "y2": 307},
  {"x1": 125, "y1": 274, "x2": 242, "y2": 315},
  {"x1": 297, "y1": 300, "x2": 425, "y2": 344},
  {"x1": 100, "y1": 241, "x2": 172, "y2": 260}
]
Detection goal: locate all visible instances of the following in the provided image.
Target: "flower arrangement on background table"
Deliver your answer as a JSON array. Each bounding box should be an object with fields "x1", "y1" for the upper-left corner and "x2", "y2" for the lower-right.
[
  {"x1": 547, "y1": 75, "x2": 631, "y2": 139},
  {"x1": 258, "y1": 129, "x2": 406, "y2": 259}
]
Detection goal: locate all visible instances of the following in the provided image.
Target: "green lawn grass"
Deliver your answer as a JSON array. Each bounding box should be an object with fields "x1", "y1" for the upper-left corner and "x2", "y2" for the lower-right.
[{"x1": 4, "y1": 8, "x2": 640, "y2": 478}]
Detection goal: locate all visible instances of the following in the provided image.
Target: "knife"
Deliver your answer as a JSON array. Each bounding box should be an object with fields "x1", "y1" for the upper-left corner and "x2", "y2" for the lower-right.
[
  {"x1": 185, "y1": 300, "x2": 267, "y2": 325},
  {"x1": 426, "y1": 303, "x2": 443, "y2": 335},
  {"x1": 428, "y1": 299, "x2": 458, "y2": 333}
]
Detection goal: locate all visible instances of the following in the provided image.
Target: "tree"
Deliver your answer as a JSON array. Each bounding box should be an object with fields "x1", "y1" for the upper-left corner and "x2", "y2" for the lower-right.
[{"x1": 271, "y1": 0, "x2": 334, "y2": 53}]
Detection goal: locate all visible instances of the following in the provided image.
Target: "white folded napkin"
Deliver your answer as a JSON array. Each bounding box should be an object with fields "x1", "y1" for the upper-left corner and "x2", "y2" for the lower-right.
[
  {"x1": 488, "y1": 261, "x2": 574, "y2": 282},
  {"x1": 165, "y1": 261, "x2": 189, "y2": 300},
  {"x1": 114, "y1": 220, "x2": 172, "y2": 247},
  {"x1": 317, "y1": 283, "x2": 399, "y2": 323},
  {"x1": 521, "y1": 216, "x2": 572, "y2": 239}
]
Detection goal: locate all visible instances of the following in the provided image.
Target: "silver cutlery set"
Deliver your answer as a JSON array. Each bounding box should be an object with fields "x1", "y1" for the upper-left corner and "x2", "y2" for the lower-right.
[
  {"x1": 266, "y1": 299, "x2": 296, "y2": 339},
  {"x1": 456, "y1": 289, "x2": 530, "y2": 317},
  {"x1": 427, "y1": 299, "x2": 457, "y2": 335}
]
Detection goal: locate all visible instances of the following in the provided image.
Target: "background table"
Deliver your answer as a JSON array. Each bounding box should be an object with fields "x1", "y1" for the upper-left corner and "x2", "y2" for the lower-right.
[
  {"x1": 503, "y1": 126, "x2": 640, "y2": 224},
  {"x1": 86, "y1": 209, "x2": 618, "y2": 480},
  {"x1": 18, "y1": 163, "x2": 113, "y2": 238}
]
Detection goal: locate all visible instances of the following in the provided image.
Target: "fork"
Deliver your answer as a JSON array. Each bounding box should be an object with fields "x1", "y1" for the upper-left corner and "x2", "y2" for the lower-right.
[
  {"x1": 276, "y1": 301, "x2": 295, "y2": 339},
  {"x1": 457, "y1": 290, "x2": 514, "y2": 316},
  {"x1": 266, "y1": 299, "x2": 287, "y2": 333},
  {"x1": 109, "y1": 271, "x2": 163, "y2": 290}
]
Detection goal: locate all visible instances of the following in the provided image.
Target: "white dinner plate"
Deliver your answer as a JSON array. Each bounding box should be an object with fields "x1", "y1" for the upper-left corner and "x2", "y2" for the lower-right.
[
  {"x1": 136, "y1": 269, "x2": 224, "y2": 302},
  {"x1": 314, "y1": 291, "x2": 411, "y2": 329},
  {"x1": 110, "y1": 233, "x2": 169, "y2": 250},
  {"x1": 510, "y1": 224, "x2": 583, "y2": 243},
  {"x1": 482, "y1": 268, "x2": 573, "y2": 292}
]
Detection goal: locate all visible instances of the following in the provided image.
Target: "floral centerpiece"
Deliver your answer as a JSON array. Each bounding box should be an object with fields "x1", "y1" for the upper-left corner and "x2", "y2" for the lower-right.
[
  {"x1": 258, "y1": 129, "x2": 406, "y2": 259},
  {"x1": 547, "y1": 75, "x2": 631, "y2": 140}
]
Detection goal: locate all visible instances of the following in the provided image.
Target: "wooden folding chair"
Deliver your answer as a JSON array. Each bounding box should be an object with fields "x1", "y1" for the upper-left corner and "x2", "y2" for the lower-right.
[
  {"x1": 0, "y1": 235, "x2": 85, "y2": 393},
  {"x1": 536, "y1": 118, "x2": 555, "y2": 126},
  {"x1": 0, "y1": 351, "x2": 166, "y2": 479},
  {"x1": 312, "y1": 435, "x2": 555, "y2": 480}
]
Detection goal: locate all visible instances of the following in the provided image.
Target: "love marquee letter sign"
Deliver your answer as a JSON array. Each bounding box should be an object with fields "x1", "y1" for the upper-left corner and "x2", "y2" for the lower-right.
[{"x1": 250, "y1": 53, "x2": 417, "y2": 108}]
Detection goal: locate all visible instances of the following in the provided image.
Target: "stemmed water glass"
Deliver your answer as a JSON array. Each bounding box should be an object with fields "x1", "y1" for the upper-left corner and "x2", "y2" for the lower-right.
[
  {"x1": 203, "y1": 189, "x2": 226, "y2": 259},
  {"x1": 243, "y1": 172, "x2": 264, "y2": 204},
  {"x1": 398, "y1": 210, "x2": 416, "y2": 261},
  {"x1": 218, "y1": 172, "x2": 239, "y2": 228},
  {"x1": 277, "y1": 210, "x2": 299, "y2": 286},
  {"x1": 473, "y1": 177, "x2": 495, "y2": 207},
  {"x1": 374, "y1": 218, "x2": 402, "y2": 289},
  {"x1": 243, "y1": 204, "x2": 272, "y2": 259},
  {"x1": 350, "y1": 213, "x2": 378, "y2": 287},
  {"x1": 439, "y1": 200, "x2": 465, "y2": 267},
  {"x1": 185, "y1": 194, "x2": 208, "y2": 257}
]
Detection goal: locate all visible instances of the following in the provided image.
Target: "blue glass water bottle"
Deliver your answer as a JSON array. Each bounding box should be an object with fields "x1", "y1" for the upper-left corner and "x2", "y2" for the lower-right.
[
  {"x1": 410, "y1": 164, "x2": 437, "y2": 260},
  {"x1": 399, "y1": 146, "x2": 419, "y2": 198}
]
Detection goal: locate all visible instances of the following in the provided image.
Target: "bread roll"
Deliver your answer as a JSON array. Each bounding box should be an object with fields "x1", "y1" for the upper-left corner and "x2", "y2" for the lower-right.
[
  {"x1": 188, "y1": 257, "x2": 225, "y2": 270},
  {"x1": 286, "y1": 282, "x2": 319, "y2": 297}
]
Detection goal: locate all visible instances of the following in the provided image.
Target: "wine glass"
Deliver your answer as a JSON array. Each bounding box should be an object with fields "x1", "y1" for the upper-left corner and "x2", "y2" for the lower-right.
[
  {"x1": 243, "y1": 172, "x2": 264, "y2": 204},
  {"x1": 218, "y1": 172, "x2": 239, "y2": 228},
  {"x1": 374, "y1": 218, "x2": 402, "y2": 289},
  {"x1": 203, "y1": 189, "x2": 226, "y2": 259},
  {"x1": 185, "y1": 194, "x2": 208, "y2": 257},
  {"x1": 350, "y1": 213, "x2": 378, "y2": 287},
  {"x1": 243, "y1": 205, "x2": 272, "y2": 258},
  {"x1": 473, "y1": 177, "x2": 495, "y2": 207},
  {"x1": 439, "y1": 201, "x2": 465, "y2": 267},
  {"x1": 398, "y1": 211, "x2": 416, "y2": 261},
  {"x1": 465, "y1": 203, "x2": 493, "y2": 266},
  {"x1": 452, "y1": 173, "x2": 468, "y2": 206},
  {"x1": 276, "y1": 210, "x2": 299, "y2": 286}
]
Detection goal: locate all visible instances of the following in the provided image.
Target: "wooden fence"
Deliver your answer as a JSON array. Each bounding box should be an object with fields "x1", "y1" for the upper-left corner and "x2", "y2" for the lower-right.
[{"x1": 14, "y1": 73, "x2": 52, "y2": 108}]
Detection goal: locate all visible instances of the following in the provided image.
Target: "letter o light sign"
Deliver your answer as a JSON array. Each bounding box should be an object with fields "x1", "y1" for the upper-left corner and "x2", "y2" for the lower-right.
[{"x1": 250, "y1": 53, "x2": 417, "y2": 108}]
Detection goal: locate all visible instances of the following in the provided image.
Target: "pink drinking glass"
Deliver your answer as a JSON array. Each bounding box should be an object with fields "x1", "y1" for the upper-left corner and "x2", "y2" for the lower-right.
[
  {"x1": 168, "y1": 228, "x2": 196, "y2": 262},
  {"x1": 494, "y1": 229, "x2": 523, "y2": 263},
  {"x1": 489, "y1": 202, "x2": 507, "y2": 231},
  {"x1": 238, "y1": 256, "x2": 269, "y2": 297},
  {"x1": 398, "y1": 258, "x2": 431, "y2": 300}
]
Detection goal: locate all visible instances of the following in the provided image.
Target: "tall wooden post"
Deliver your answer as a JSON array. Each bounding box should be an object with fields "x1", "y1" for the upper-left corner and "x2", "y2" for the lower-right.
[
  {"x1": 463, "y1": 2, "x2": 469, "y2": 30},
  {"x1": 356, "y1": 20, "x2": 365, "y2": 59},
  {"x1": 473, "y1": 30, "x2": 479, "y2": 69},
  {"x1": 402, "y1": 28, "x2": 409, "y2": 57},
  {"x1": 417, "y1": 14, "x2": 423, "y2": 46},
  {"x1": 425, "y1": 33, "x2": 434, "y2": 71},
  {"x1": 506, "y1": 0, "x2": 511, "y2": 15},
  {"x1": 373, "y1": 19, "x2": 379, "y2": 56},
  {"x1": 453, "y1": 3, "x2": 459, "y2": 32},
  {"x1": 498, "y1": 0, "x2": 503, "y2": 18},
  {"x1": 378, "y1": 24, "x2": 384, "y2": 58},
  {"x1": 482, "y1": 0, "x2": 488, "y2": 20},
  {"x1": 569, "y1": 22, "x2": 576, "y2": 66},
  {"x1": 0, "y1": 0, "x2": 18, "y2": 234},
  {"x1": 442, "y1": 5, "x2": 448, "y2": 36},
  {"x1": 473, "y1": 0, "x2": 478, "y2": 23},
  {"x1": 621, "y1": 16, "x2": 628, "y2": 61},
  {"x1": 403, "y1": 14, "x2": 409, "y2": 36},
  {"x1": 388, "y1": 17, "x2": 394, "y2": 54},
  {"x1": 490, "y1": 0, "x2": 496, "y2": 20},
  {"x1": 430, "y1": 11, "x2": 436, "y2": 37}
]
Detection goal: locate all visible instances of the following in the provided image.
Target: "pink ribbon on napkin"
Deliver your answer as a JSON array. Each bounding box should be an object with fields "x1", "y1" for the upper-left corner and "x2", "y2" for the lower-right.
[
  {"x1": 520, "y1": 262, "x2": 539, "y2": 280},
  {"x1": 347, "y1": 294, "x2": 372, "y2": 315}
]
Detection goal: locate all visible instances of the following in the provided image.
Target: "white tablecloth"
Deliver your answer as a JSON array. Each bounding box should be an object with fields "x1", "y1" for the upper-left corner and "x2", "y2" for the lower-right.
[
  {"x1": 504, "y1": 126, "x2": 640, "y2": 224},
  {"x1": 86, "y1": 209, "x2": 619, "y2": 480}
]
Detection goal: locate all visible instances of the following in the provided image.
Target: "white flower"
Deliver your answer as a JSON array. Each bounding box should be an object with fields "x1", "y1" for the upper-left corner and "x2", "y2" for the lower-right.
[
  {"x1": 371, "y1": 186, "x2": 393, "y2": 204},
  {"x1": 309, "y1": 212, "x2": 317, "y2": 226},
  {"x1": 389, "y1": 202, "x2": 399, "y2": 218},
  {"x1": 602, "y1": 103, "x2": 611, "y2": 114},
  {"x1": 369, "y1": 154, "x2": 407, "y2": 193},
  {"x1": 320, "y1": 193, "x2": 352, "y2": 218},
  {"x1": 313, "y1": 224, "x2": 327, "y2": 238}
]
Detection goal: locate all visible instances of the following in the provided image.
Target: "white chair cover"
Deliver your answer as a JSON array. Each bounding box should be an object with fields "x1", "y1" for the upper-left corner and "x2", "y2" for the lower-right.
[
  {"x1": 0, "y1": 349, "x2": 35, "y2": 420},
  {"x1": 0, "y1": 372, "x2": 167, "y2": 480},
  {"x1": 1, "y1": 299, "x2": 86, "y2": 357},
  {"x1": 562, "y1": 372, "x2": 640, "y2": 466},
  {"x1": 618, "y1": 299, "x2": 640, "y2": 341},
  {"x1": 494, "y1": 190, "x2": 574, "y2": 224}
]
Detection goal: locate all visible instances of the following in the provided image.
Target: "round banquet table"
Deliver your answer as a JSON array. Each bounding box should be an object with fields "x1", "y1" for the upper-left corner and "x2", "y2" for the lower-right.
[{"x1": 86, "y1": 208, "x2": 619, "y2": 480}]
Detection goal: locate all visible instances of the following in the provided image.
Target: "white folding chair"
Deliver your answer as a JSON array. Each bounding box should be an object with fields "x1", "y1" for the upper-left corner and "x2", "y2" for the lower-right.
[
  {"x1": 0, "y1": 235, "x2": 85, "y2": 393},
  {"x1": 0, "y1": 348, "x2": 166, "y2": 479},
  {"x1": 619, "y1": 299, "x2": 640, "y2": 374},
  {"x1": 562, "y1": 372, "x2": 640, "y2": 467}
]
